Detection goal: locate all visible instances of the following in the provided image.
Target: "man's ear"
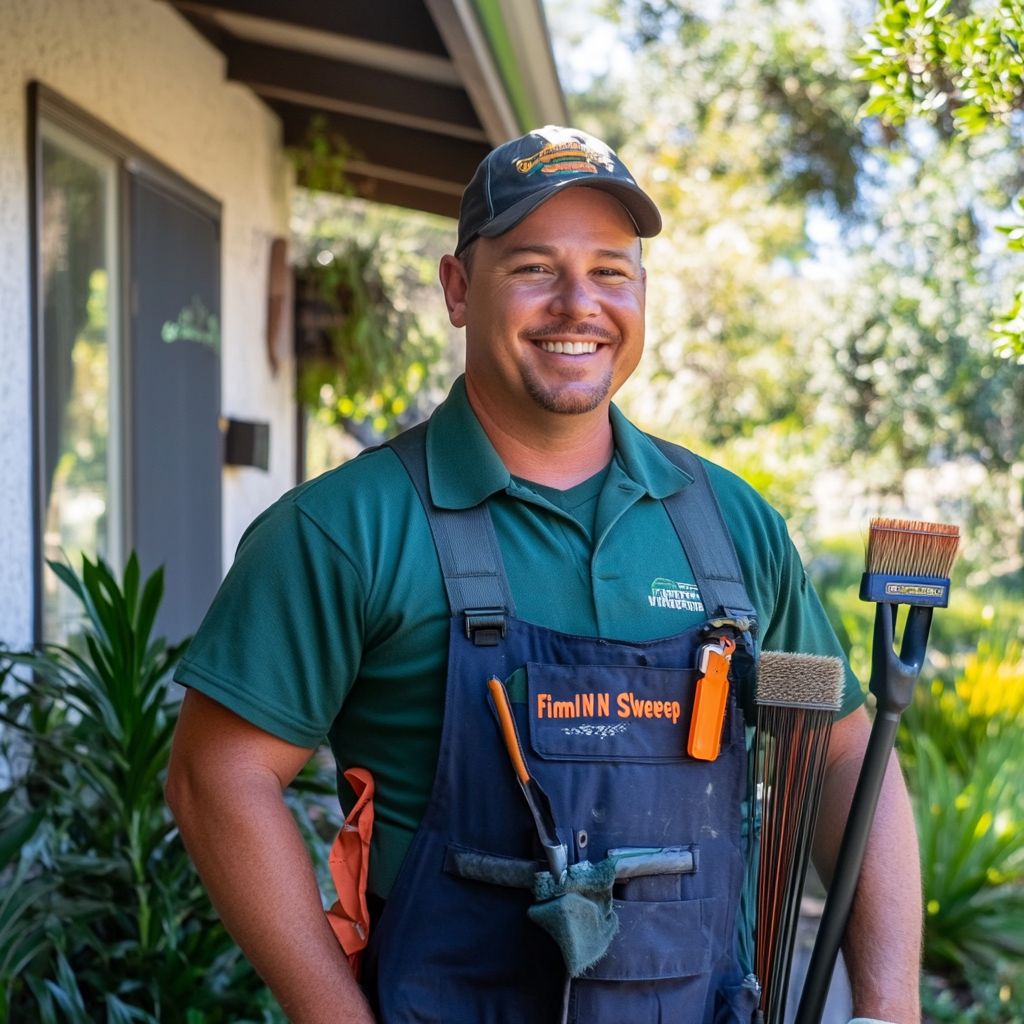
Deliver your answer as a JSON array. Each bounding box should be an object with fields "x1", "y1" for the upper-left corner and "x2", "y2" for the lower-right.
[{"x1": 439, "y1": 254, "x2": 469, "y2": 328}]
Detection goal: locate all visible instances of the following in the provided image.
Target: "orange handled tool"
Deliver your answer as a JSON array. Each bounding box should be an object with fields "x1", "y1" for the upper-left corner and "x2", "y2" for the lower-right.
[
  {"x1": 488, "y1": 677, "x2": 530, "y2": 785},
  {"x1": 687, "y1": 636, "x2": 735, "y2": 761},
  {"x1": 487, "y1": 677, "x2": 567, "y2": 881}
]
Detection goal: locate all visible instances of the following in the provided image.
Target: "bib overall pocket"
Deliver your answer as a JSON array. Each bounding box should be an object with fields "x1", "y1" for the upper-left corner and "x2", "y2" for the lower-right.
[{"x1": 572, "y1": 896, "x2": 716, "y2": 1023}]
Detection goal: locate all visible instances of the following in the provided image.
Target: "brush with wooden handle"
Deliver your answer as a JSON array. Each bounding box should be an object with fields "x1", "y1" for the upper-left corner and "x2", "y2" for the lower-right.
[{"x1": 795, "y1": 518, "x2": 959, "y2": 1024}]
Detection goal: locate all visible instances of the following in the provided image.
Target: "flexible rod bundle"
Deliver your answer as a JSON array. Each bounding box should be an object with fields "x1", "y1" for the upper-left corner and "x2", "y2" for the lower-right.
[{"x1": 751, "y1": 651, "x2": 844, "y2": 1023}]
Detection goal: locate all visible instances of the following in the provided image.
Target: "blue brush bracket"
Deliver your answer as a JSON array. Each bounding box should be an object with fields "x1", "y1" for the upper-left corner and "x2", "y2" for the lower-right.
[{"x1": 859, "y1": 572, "x2": 950, "y2": 607}]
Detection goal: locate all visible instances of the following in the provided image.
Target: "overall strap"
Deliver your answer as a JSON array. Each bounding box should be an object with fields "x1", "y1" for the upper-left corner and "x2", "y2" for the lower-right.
[
  {"x1": 651, "y1": 437, "x2": 758, "y2": 637},
  {"x1": 387, "y1": 423, "x2": 515, "y2": 646}
]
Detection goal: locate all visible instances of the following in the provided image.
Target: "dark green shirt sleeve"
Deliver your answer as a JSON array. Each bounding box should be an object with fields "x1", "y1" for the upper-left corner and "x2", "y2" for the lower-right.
[{"x1": 174, "y1": 496, "x2": 366, "y2": 747}]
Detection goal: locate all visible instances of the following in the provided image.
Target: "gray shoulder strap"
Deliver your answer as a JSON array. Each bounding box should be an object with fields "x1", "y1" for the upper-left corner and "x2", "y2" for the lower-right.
[
  {"x1": 651, "y1": 437, "x2": 758, "y2": 633},
  {"x1": 387, "y1": 423, "x2": 515, "y2": 643},
  {"x1": 386, "y1": 424, "x2": 754, "y2": 641}
]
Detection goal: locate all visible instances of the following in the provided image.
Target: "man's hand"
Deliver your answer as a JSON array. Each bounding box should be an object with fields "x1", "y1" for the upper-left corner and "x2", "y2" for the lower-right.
[
  {"x1": 166, "y1": 690, "x2": 376, "y2": 1024},
  {"x1": 813, "y1": 707, "x2": 922, "y2": 1023}
]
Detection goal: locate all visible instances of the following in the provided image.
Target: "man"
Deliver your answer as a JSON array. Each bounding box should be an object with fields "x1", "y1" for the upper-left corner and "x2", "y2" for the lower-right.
[{"x1": 166, "y1": 126, "x2": 921, "y2": 1024}]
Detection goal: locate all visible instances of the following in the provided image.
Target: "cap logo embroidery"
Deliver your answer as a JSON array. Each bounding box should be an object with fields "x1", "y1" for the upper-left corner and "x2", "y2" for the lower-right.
[{"x1": 514, "y1": 139, "x2": 615, "y2": 177}]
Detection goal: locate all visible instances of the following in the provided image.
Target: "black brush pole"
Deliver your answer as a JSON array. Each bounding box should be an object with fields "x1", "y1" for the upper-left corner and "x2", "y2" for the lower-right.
[
  {"x1": 795, "y1": 602, "x2": 932, "y2": 1024},
  {"x1": 793, "y1": 705, "x2": 899, "y2": 1022}
]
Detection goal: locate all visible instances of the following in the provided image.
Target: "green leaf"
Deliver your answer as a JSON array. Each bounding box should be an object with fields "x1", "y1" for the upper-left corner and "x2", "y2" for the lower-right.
[{"x1": 0, "y1": 809, "x2": 45, "y2": 869}]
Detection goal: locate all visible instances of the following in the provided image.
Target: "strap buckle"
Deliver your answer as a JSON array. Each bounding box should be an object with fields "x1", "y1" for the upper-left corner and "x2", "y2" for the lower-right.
[{"x1": 464, "y1": 607, "x2": 507, "y2": 646}]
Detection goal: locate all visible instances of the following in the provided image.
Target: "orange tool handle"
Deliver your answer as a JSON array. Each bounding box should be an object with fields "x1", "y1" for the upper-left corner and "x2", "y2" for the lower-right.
[
  {"x1": 487, "y1": 677, "x2": 530, "y2": 785},
  {"x1": 687, "y1": 639, "x2": 735, "y2": 761}
]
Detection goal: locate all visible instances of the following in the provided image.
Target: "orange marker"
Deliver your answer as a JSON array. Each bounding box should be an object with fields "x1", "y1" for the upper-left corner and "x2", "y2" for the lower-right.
[{"x1": 687, "y1": 637, "x2": 735, "y2": 761}]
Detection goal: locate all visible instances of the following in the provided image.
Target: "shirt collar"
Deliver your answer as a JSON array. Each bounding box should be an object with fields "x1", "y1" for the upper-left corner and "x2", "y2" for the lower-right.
[
  {"x1": 608, "y1": 403, "x2": 693, "y2": 499},
  {"x1": 425, "y1": 375, "x2": 693, "y2": 509},
  {"x1": 426, "y1": 376, "x2": 511, "y2": 508}
]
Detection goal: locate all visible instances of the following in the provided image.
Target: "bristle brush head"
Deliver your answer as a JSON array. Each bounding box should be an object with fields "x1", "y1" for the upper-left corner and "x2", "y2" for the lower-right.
[
  {"x1": 755, "y1": 651, "x2": 844, "y2": 711},
  {"x1": 861, "y1": 517, "x2": 960, "y2": 606},
  {"x1": 865, "y1": 517, "x2": 960, "y2": 577}
]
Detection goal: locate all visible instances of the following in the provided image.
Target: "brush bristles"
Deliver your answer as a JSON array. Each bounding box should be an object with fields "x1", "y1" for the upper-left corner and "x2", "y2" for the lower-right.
[
  {"x1": 755, "y1": 651, "x2": 844, "y2": 711},
  {"x1": 865, "y1": 517, "x2": 960, "y2": 578}
]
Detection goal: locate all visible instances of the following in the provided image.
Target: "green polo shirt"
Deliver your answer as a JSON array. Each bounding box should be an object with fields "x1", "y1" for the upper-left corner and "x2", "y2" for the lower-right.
[{"x1": 176, "y1": 375, "x2": 862, "y2": 899}]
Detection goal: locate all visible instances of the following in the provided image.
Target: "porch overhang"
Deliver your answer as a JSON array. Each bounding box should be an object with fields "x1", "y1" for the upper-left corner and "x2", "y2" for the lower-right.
[{"x1": 167, "y1": 0, "x2": 568, "y2": 218}]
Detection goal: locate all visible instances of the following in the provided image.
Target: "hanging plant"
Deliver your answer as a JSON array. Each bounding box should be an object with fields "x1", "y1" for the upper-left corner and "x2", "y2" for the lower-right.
[
  {"x1": 289, "y1": 117, "x2": 447, "y2": 435},
  {"x1": 294, "y1": 239, "x2": 441, "y2": 434}
]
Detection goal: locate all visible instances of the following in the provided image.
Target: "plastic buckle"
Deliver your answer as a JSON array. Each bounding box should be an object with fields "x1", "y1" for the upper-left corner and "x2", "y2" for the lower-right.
[{"x1": 464, "y1": 608, "x2": 507, "y2": 646}]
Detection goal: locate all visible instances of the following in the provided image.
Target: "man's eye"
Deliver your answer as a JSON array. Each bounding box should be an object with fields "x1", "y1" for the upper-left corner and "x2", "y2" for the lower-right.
[
  {"x1": 595, "y1": 267, "x2": 627, "y2": 277},
  {"x1": 515, "y1": 264, "x2": 548, "y2": 274}
]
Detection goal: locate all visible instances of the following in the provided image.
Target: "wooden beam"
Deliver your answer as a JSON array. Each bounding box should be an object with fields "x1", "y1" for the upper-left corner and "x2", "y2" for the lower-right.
[
  {"x1": 344, "y1": 172, "x2": 462, "y2": 220},
  {"x1": 225, "y1": 38, "x2": 484, "y2": 140},
  {"x1": 275, "y1": 102, "x2": 488, "y2": 188},
  {"x1": 170, "y1": 0, "x2": 448, "y2": 55}
]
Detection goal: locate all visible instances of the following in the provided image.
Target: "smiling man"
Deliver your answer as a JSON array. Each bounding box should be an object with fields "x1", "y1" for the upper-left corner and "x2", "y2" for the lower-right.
[{"x1": 167, "y1": 126, "x2": 922, "y2": 1024}]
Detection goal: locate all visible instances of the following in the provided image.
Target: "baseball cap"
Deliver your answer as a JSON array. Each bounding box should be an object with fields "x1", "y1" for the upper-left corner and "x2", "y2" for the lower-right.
[{"x1": 455, "y1": 125, "x2": 662, "y2": 256}]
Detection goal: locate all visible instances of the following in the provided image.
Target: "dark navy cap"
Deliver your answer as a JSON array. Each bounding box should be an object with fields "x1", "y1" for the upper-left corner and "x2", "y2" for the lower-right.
[{"x1": 455, "y1": 125, "x2": 662, "y2": 256}]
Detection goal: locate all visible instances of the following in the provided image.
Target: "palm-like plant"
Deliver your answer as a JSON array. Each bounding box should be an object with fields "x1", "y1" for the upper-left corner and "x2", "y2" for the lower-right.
[{"x1": 0, "y1": 555, "x2": 278, "y2": 1022}]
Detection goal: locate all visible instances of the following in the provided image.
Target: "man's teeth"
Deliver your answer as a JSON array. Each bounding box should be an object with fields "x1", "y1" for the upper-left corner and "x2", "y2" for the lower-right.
[{"x1": 537, "y1": 340, "x2": 598, "y2": 354}]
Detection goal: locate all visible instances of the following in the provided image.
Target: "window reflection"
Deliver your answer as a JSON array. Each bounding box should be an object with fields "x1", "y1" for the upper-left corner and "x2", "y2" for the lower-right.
[{"x1": 40, "y1": 124, "x2": 121, "y2": 641}]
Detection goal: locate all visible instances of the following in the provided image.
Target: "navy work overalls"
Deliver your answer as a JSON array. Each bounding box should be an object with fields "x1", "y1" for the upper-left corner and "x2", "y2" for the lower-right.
[{"x1": 362, "y1": 424, "x2": 761, "y2": 1024}]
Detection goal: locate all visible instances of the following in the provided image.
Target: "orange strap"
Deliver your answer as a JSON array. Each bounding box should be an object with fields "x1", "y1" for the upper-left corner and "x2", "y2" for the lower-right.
[{"x1": 325, "y1": 766, "x2": 374, "y2": 979}]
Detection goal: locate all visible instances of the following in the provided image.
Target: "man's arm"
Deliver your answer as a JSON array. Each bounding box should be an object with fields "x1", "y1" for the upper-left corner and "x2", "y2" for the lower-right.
[
  {"x1": 165, "y1": 690, "x2": 375, "y2": 1024},
  {"x1": 812, "y1": 706, "x2": 922, "y2": 1023}
]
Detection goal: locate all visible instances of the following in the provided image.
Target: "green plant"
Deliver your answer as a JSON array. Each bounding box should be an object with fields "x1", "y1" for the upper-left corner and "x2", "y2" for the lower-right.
[
  {"x1": 288, "y1": 118, "x2": 448, "y2": 438},
  {"x1": 893, "y1": 616, "x2": 1024, "y2": 1010},
  {"x1": 923, "y1": 959, "x2": 1024, "y2": 1024},
  {"x1": 0, "y1": 555, "x2": 282, "y2": 1022},
  {"x1": 912, "y1": 727, "x2": 1024, "y2": 977},
  {"x1": 294, "y1": 238, "x2": 442, "y2": 434}
]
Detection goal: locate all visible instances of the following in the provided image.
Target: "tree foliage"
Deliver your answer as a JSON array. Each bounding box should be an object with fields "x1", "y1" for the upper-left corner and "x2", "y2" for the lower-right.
[
  {"x1": 856, "y1": 0, "x2": 1024, "y2": 136},
  {"x1": 855, "y1": 0, "x2": 1024, "y2": 359},
  {"x1": 548, "y1": 0, "x2": 1024, "y2": 559},
  {"x1": 288, "y1": 120, "x2": 456, "y2": 439}
]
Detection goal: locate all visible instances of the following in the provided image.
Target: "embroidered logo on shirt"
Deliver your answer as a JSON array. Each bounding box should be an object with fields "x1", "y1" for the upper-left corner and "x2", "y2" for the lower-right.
[{"x1": 648, "y1": 578, "x2": 705, "y2": 613}]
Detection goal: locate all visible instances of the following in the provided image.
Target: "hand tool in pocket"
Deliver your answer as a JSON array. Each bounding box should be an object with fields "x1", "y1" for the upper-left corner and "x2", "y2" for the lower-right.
[{"x1": 487, "y1": 676, "x2": 567, "y2": 882}]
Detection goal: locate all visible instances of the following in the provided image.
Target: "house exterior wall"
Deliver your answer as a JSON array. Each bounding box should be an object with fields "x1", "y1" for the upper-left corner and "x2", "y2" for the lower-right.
[{"x1": 0, "y1": 0, "x2": 295, "y2": 646}]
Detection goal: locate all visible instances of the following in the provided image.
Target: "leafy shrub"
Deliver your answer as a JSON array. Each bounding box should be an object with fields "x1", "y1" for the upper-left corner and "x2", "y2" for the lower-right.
[
  {"x1": 922, "y1": 961, "x2": 1024, "y2": 1024},
  {"x1": 0, "y1": 556, "x2": 284, "y2": 1022},
  {"x1": 898, "y1": 626, "x2": 1024, "y2": 1015},
  {"x1": 911, "y1": 729, "x2": 1024, "y2": 976}
]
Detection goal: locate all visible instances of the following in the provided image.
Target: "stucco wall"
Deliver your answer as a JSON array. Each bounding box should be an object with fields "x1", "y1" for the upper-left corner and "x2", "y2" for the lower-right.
[{"x1": 0, "y1": 0, "x2": 295, "y2": 646}]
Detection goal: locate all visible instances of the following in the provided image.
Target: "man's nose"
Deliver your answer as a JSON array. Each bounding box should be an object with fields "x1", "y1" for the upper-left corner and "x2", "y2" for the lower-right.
[{"x1": 549, "y1": 273, "x2": 600, "y2": 319}]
